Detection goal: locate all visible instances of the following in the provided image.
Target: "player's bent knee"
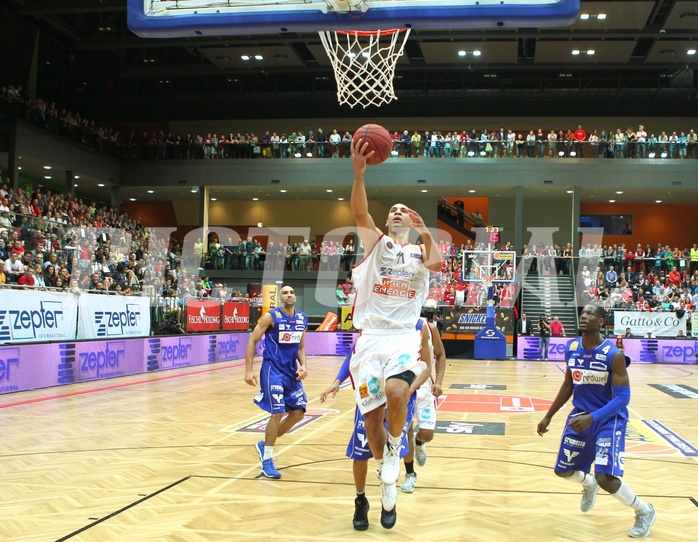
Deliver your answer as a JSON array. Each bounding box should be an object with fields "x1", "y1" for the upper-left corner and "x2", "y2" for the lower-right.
[
  {"x1": 595, "y1": 473, "x2": 618, "y2": 492},
  {"x1": 286, "y1": 409, "x2": 305, "y2": 421},
  {"x1": 418, "y1": 429, "x2": 435, "y2": 443},
  {"x1": 386, "y1": 370, "x2": 416, "y2": 387}
]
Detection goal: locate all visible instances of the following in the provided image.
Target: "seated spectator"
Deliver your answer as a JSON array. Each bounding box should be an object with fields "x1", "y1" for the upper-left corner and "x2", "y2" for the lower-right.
[
  {"x1": 17, "y1": 266, "x2": 36, "y2": 288},
  {"x1": 676, "y1": 329, "x2": 686, "y2": 338},
  {"x1": 0, "y1": 260, "x2": 5, "y2": 284},
  {"x1": 4, "y1": 252, "x2": 24, "y2": 282},
  {"x1": 623, "y1": 327, "x2": 633, "y2": 338}
]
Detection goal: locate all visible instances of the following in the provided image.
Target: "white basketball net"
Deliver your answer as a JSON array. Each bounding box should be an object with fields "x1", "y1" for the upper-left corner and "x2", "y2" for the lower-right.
[{"x1": 318, "y1": 28, "x2": 411, "y2": 108}]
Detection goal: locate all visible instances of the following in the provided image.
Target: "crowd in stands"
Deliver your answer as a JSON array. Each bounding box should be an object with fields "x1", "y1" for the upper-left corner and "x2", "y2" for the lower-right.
[
  {"x1": 0, "y1": 180, "x2": 258, "y2": 323},
  {"x1": 3, "y1": 84, "x2": 697, "y2": 161}
]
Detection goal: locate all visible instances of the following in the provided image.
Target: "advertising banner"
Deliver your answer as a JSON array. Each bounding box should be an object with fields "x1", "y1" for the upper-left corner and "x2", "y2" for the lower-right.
[
  {"x1": 186, "y1": 300, "x2": 221, "y2": 332},
  {"x1": 441, "y1": 307, "x2": 514, "y2": 335},
  {"x1": 0, "y1": 290, "x2": 78, "y2": 344},
  {"x1": 0, "y1": 343, "x2": 56, "y2": 393},
  {"x1": 340, "y1": 305, "x2": 353, "y2": 331},
  {"x1": 145, "y1": 335, "x2": 206, "y2": 371},
  {"x1": 517, "y1": 336, "x2": 698, "y2": 364},
  {"x1": 261, "y1": 284, "x2": 278, "y2": 317},
  {"x1": 612, "y1": 311, "x2": 687, "y2": 338},
  {"x1": 222, "y1": 302, "x2": 250, "y2": 331},
  {"x1": 692, "y1": 312, "x2": 698, "y2": 338},
  {"x1": 70, "y1": 339, "x2": 146, "y2": 382},
  {"x1": 77, "y1": 294, "x2": 151, "y2": 340}
]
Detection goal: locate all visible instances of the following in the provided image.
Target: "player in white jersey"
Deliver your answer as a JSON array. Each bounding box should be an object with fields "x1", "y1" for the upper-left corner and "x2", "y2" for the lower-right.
[
  {"x1": 350, "y1": 137, "x2": 442, "y2": 526},
  {"x1": 400, "y1": 320, "x2": 446, "y2": 493}
]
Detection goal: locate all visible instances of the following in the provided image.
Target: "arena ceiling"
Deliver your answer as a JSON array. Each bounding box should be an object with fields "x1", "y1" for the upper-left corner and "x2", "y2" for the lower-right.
[{"x1": 3, "y1": 0, "x2": 698, "y2": 121}]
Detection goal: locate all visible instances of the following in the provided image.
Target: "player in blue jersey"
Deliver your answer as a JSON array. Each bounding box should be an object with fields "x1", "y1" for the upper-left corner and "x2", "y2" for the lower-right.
[
  {"x1": 245, "y1": 285, "x2": 308, "y2": 479},
  {"x1": 321, "y1": 320, "x2": 433, "y2": 530},
  {"x1": 537, "y1": 304, "x2": 656, "y2": 538}
]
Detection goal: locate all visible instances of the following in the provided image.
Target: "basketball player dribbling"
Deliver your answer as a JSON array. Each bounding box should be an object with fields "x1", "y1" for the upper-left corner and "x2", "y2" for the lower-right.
[
  {"x1": 537, "y1": 304, "x2": 656, "y2": 538},
  {"x1": 349, "y1": 137, "x2": 442, "y2": 526}
]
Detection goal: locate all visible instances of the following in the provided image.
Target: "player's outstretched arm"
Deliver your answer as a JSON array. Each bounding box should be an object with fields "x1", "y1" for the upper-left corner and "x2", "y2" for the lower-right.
[
  {"x1": 244, "y1": 311, "x2": 273, "y2": 386},
  {"x1": 537, "y1": 369, "x2": 574, "y2": 436},
  {"x1": 351, "y1": 138, "x2": 381, "y2": 254}
]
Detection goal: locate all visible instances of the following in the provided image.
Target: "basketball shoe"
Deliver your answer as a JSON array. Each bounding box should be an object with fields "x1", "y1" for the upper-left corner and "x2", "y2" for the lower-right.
[
  {"x1": 381, "y1": 442, "x2": 401, "y2": 484},
  {"x1": 580, "y1": 476, "x2": 600, "y2": 513},
  {"x1": 414, "y1": 434, "x2": 427, "y2": 467},
  {"x1": 380, "y1": 481, "x2": 397, "y2": 529},
  {"x1": 353, "y1": 496, "x2": 369, "y2": 531},
  {"x1": 628, "y1": 504, "x2": 657, "y2": 538},
  {"x1": 400, "y1": 473, "x2": 417, "y2": 493},
  {"x1": 260, "y1": 458, "x2": 281, "y2": 479}
]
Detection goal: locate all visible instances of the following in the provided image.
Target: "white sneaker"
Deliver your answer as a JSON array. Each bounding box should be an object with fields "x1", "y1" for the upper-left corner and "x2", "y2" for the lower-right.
[
  {"x1": 381, "y1": 443, "x2": 400, "y2": 485},
  {"x1": 380, "y1": 481, "x2": 397, "y2": 511},
  {"x1": 400, "y1": 473, "x2": 418, "y2": 493},
  {"x1": 414, "y1": 434, "x2": 427, "y2": 467},
  {"x1": 629, "y1": 504, "x2": 657, "y2": 538},
  {"x1": 580, "y1": 478, "x2": 600, "y2": 513}
]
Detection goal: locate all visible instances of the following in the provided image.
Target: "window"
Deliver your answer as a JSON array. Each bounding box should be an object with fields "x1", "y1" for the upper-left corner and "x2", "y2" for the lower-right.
[{"x1": 580, "y1": 214, "x2": 632, "y2": 235}]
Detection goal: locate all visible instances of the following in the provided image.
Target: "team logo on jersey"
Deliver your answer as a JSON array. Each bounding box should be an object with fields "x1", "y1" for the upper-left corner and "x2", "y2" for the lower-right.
[
  {"x1": 368, "y1": 377, "x2": 381, "y2": 395},
  {"x1": 569, "y1": 341, "x2": 579, "y2": 351},
  {"x1": 564, "y1": 436, "x2": 585, "y2": 448},
  {"x1": 279, "y1": 331, "x2": 303, "y2": 343},
  {"x1": 571, "y1": 369, "x2": 609, "y2": 385},
  {"x1": 421, "y1": 408, "x2": 433, "y2": 420},
  {"x1": 595, "y1": 353, "x2": 607, "y2": 361},
  {"x1": 359, "y1": 384, "x2": 369, "y2": 399},
  {"x1": 563, "y1": 449, "x2": 580, "y2": 463},
  {"x1": 386, "y1": 241, "x2": 394, "y2": 249},
  {"x1": 595, "y1": 448, "x2": 609, "y2": 466},
  {"x1": 397, "y1": 353, "x2": 411, "y2": 366}
]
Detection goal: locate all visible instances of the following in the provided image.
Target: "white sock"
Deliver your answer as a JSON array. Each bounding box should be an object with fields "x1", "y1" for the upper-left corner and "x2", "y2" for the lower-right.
[
  {"x1": 611, "y1": 481, "x2": 651, "y2": 513},
  {"x1": 387, "y1": 433, "x2": 401, "y2": 450},
  {"x1": 263, "y1": 445, "x2": 274, "y2": 460},
  {"x1": 566, "y1": 471, "x2": 597, "y2": 487}
]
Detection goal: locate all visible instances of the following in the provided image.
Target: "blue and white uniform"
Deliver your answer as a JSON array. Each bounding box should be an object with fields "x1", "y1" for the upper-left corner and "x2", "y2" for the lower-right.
[
  {"x1": 334, "y1": 349, "x2": 416, "y2": 461},
  {"x1": 555, "y1": 338, "x2": 628, "y2": 476},
  {"x1": 254, "y1": 307, "x2": 308, "y2": 414}
]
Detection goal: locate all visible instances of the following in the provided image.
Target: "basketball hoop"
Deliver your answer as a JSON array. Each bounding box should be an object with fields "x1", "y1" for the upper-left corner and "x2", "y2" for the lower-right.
[{"x1": 318, "y1": 27, "x2": 410, "y2": 108}]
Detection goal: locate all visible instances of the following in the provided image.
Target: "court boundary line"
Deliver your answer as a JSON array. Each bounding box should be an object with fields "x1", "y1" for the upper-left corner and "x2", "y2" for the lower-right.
[{"x1": 0, "y1": 359, "x2": 250, "y2": 410}]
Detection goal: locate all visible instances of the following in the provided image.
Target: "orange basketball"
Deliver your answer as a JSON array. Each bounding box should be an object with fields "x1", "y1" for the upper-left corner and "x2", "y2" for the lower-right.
[{"x1": 353, "y1": 124, "x2": 393, "y2": 165}]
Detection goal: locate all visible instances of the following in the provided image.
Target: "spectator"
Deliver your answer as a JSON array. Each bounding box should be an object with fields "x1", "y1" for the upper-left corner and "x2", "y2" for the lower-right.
[
  {"x1": 623, "y1": 328, "x2": 633, "y2": 338},
  {"x1": 550, "y1": 316, "x2": 566, "y2": 337},
  {"x1": 0, "y1": 260, "x2": 6, "y2": 285},
  {"x1": 538, "y1": 315, "x2": 551, "y2": 360},
  {"x1": 4, "y1": 252, "x2": 24, "y2": 282},
  {"x1": 516, "y1": 312, "x2": 534, "y2": 336},
  {"x1": 17, "y1": 266, "x2": 36, "y2": 288},
  {"x1": 336, "y1": 283, "x2": 348, "y2": 304}
]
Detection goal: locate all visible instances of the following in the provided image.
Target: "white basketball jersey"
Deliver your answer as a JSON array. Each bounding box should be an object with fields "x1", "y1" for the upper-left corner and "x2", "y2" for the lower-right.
[{"x1": 352, "y1": 235, "x2": 429, "y2": 330}]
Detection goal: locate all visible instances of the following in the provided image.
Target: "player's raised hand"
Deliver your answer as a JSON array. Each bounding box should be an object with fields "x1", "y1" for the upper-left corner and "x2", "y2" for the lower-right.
[
  {"x1": 320, "y1": 380, "x2": 340, "y2": 403},
  {"x1": 351, "y1": 138, "x2": 373, "y2": 171},
  {"x1": 405, "y1": 208, "x2": 428, "y2": 234}
]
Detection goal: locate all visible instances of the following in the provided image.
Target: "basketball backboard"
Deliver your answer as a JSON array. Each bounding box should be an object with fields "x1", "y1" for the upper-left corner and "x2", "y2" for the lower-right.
[
  {"x1": 128, "y1": 0, "x2": 580, "y2": 38},
  {"x1": 462, "y1": 250, "x2": 517, "y2": 285}
]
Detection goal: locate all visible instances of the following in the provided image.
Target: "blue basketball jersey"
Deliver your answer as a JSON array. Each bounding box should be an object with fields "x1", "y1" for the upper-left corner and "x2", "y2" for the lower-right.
[
  {"x1": 263, "y1": 308, "x2": 307, "y2": 378},
  {"x1": 565, "y1": 338, "x2": 627, "y2": 419}
]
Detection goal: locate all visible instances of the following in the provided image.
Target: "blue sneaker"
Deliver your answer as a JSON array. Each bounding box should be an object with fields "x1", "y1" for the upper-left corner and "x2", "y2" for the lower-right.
[
  {"x1": 261, "y1": 458, "x2": 281, "y2": 479},
  {"x1": 255, "y1": 440, "x2": 265, "y2": 463}
]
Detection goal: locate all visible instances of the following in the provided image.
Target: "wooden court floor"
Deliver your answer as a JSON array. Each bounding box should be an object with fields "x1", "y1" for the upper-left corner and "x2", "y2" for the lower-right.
[{"x1": 1, "y1": 356, "x2": 696, "y2": 542}]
